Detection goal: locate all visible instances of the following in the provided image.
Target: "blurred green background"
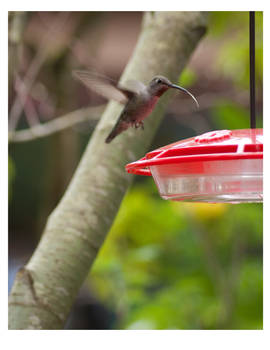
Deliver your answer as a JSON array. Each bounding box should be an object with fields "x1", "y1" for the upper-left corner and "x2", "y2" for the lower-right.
[{"x1": 8, "y1": 11, "x2": 263, "y2": 329}]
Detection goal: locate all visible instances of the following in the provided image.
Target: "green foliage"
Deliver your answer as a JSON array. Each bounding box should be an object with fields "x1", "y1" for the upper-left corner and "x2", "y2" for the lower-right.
[
  {"x1": 208, "y1": 12, "x2": 263, "y2": 88},
  {"x1": 89, "y1": 180, "x2": 262, "y2": 329},
  {"x1": 181, "y1": 12, "x2": 263, "y2": 91},
  {"x1": 211, "y1": 101, "x2": 259, "y2": 129},
  {"x1": 179, "y1": 68, "x2": 197, "y2": 87},
  {"x1": 210, "y1": 101, "x2": 263, "y2": 129}
]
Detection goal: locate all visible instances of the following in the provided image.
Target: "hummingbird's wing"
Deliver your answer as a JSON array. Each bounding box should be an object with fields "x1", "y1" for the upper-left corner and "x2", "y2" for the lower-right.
[
  {"x1": 124, "y1": 80, "x2": 146, "y2": 95},
  {"x1": 73, "y1": 70, "x2": 137, "y2": 104}
]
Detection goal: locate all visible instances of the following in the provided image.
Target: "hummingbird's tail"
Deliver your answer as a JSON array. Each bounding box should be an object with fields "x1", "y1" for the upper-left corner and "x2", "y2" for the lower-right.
[
  {"x1": 105, "y1": 129, "x2": 118, "y2": 143},
  {"x1": 105, "y1": 121, "x2": 129, "y2": 143}
]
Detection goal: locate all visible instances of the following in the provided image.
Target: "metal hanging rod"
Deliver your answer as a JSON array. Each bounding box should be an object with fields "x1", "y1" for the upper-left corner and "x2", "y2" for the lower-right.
[{"x1": 250, "y1": 11, "x2": 256, "y2": 129}]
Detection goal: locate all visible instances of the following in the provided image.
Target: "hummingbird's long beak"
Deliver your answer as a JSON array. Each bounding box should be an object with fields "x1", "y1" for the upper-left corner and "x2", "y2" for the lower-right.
[{"x1": 169, "y1": 83, "x2": 199, "y2": 109}]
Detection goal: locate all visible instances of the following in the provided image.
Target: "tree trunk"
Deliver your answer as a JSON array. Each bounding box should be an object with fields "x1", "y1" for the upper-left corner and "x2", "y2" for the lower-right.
[{"x1": 9, "y1": 11, "x2": 208, "y2": 329}]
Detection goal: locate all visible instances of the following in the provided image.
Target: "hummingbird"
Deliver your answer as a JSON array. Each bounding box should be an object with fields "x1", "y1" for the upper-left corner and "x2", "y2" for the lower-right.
[{"x1": 73, "y1": 71, "x2": 199, "y2": 143}]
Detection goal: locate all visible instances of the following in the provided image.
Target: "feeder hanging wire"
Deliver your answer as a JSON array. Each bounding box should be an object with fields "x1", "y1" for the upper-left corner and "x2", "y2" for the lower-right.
[{"x1": 250, "y1": 11, "x2": 256, "y2": 129}]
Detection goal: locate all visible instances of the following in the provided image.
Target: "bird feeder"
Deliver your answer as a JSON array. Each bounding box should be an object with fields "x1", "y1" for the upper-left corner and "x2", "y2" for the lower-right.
[
  {"x1": 126, "y1": 129, "x2": 263, "y2": 203},
  {"x1": 125, "y1": 12, "x2": 263, "y2": 203}
]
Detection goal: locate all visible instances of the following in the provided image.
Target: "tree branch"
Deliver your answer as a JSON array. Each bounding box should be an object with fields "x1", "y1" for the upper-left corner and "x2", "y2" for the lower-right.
[
  {"x1": 8, "y1": 106, "x2": 104, "y2": 143},
  {"x1": 9, "y1": 11, "x2": 208, "y2": 329},
  {"x1": 9, "y1": 13, "x2": 70, "y2": 131}
]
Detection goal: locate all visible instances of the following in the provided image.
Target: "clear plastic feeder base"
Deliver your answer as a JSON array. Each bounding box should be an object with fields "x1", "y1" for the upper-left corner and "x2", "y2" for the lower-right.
[
  {"x1": 153, "y1": 174, "x2": 262, "y2": 203},
  {"x1": 150, "y1": 158, "x2": 263, "y2": 204}
]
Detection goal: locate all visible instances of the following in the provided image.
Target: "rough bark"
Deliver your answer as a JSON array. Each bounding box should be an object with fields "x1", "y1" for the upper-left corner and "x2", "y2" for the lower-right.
[{"x1": 9, "y1": 11, "x2": 208, "y2": 329}]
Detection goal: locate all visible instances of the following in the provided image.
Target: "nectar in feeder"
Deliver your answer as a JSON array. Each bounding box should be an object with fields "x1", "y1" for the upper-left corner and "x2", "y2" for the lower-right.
[{"x1": 126, "y1": 129, "x2": 263, "y2": 204}]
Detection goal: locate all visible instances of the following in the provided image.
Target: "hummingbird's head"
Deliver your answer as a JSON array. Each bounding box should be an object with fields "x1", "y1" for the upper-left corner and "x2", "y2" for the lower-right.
[
  {"x1": 149, "y1": 75, "x2": 199, "y2": 108},
  {"x1": 148, "y1": 76, "x2": 172, "y2": 97}
]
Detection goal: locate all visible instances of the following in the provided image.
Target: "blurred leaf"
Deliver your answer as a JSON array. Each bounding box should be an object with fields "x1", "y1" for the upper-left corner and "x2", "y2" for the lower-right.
[
  {"x1": 217, "y1": 37, "x2": 249, "y2": 88},
  {"x1": 179, "y1": 68, "x2": 197, "y2": 87},
  {"x1": 208, "y1": 12, "x2": 249, "y2": 37},
  {"x1": 210, "y1": 101, "x2": 250, "y2": 129},
  {"x1": 209, "y1": 12, "x2": 263, "y2": 89},
  {"x1": 127, "y1": 319, "x2": 156, "y2": 330},
  {"x1": 180, "y1": 202, "x2": 228, "y2": 222},
  {"x1": 233, "y1": 260, "x2": 263, "y2": 329}
]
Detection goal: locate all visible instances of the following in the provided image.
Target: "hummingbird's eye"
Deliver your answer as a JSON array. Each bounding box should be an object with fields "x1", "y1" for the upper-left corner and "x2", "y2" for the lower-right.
[{"x1": 157, "y1": 79, "x2": 162, "y2": 84}]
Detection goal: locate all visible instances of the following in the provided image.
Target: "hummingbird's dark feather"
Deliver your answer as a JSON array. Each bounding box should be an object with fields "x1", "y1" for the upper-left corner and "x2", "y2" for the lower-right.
[
  {"x1": 73, "y1": 70, "x2": 136, "y2": 104},
  {"x1": 105, "y1": 118, "x2": 130, "y2": 143}
]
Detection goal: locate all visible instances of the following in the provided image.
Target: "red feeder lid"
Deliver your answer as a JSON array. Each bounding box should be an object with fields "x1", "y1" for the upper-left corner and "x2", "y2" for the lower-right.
[{"x1": 126, "y1": 129, "x2": 263, "y2": 203}]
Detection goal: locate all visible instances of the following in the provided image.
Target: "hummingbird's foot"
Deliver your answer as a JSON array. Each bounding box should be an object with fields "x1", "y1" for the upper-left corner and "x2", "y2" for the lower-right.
[{"x1": 133, "y1": 121, "x2": 144, "y2": 130}]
